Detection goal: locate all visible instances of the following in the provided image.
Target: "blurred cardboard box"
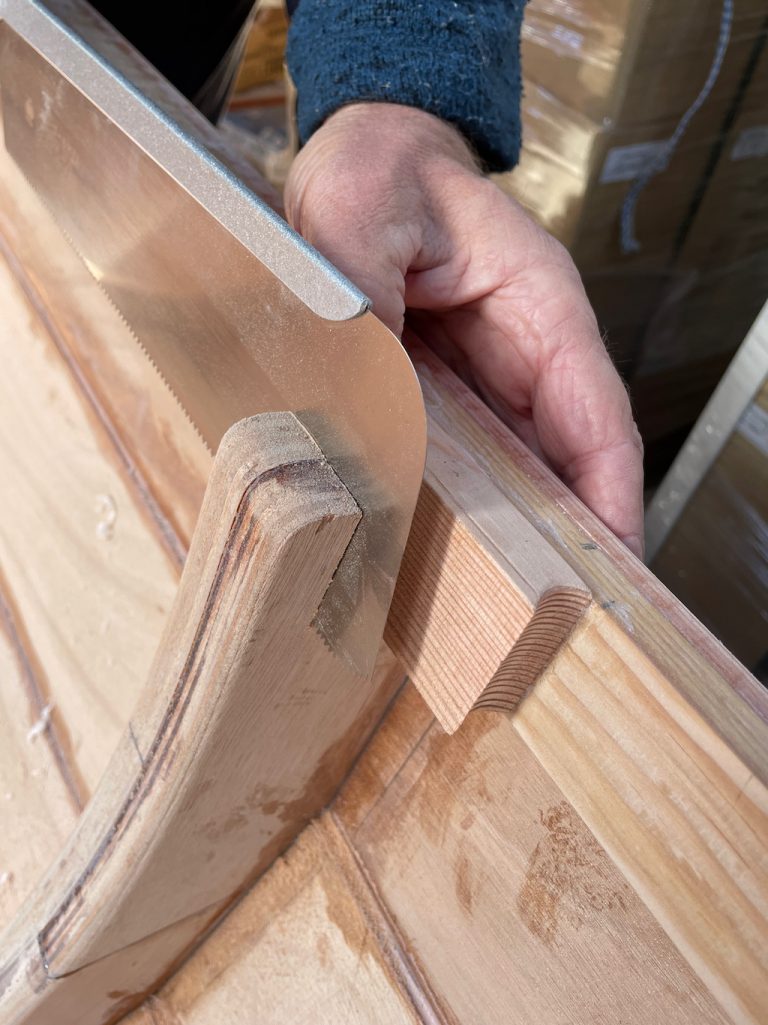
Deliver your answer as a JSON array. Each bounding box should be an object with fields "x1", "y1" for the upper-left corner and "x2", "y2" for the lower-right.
[
  {"x1": 521, "y1": 0, "x2": 766, "y2": 129},
  {"x1": 234, "y1": 0, "x2": 288, "y2": 93},
  {"x1": 501, "y1": 0, "x2": 768, "y2": 272},
  {"x1": 679, "y1": 43, "x2": 768, "y2": 268},
  {"x1": 497, "y1": 80, "x2": 721, "y2": 267},
  {"x1": 502, "y1": 0, "x2": 768, "y2": 467}
]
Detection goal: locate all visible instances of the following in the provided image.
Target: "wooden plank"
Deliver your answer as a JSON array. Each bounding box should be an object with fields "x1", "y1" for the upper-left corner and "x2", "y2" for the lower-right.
[
  {"x1": 405, "y1": 342, "x2": 768, "y2": 1021},
  {"x1": 408, "y1": 338, "x2": 768, "y2": 754},
  {"x1": 513, "y1": 605, "x2": 768, "y2": 1024},
  {"x1": 139, "y1": 820, "x2": 426, "y2": 1025},
  {"x1": 385, "y1": 415, "x2": 589, "y2": 731},
  {"x1": 0, "y1": 587, "x2": 79, "y2": 924},
  {"x1": 0, "y1": 414, "x2": 407, "y2": 1025},
  {"x1": 0, "y1": 228, "x2": 183, "y2": 795},
  {"x1": 334, "y1": 685, "x2": 733, "y2": 1025}
]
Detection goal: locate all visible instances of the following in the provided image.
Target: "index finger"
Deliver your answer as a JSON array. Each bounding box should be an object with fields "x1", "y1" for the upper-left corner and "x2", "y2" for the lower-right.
[{"x1": 532, "y1": 311, "x2": 645, "y2": 558}]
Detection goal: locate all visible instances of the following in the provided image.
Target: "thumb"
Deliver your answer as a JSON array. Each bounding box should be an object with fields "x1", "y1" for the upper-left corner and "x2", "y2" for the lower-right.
[
  {"x1": 284, "y1": 142, "x2": 421, "y2": 337},
  {"x1": 297, "y1": 212, "x2": 409, "y2": 336}
]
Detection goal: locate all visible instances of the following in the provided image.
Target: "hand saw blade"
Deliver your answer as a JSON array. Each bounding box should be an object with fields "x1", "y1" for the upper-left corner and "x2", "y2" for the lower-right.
[{"x1": 0, "y1": 0, "x2": 426, "y2": 677}]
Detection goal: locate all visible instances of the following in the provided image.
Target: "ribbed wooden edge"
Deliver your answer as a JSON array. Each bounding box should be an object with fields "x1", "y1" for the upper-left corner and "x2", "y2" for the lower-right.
[{"x1": 386, "y1": 414, "x2": 591, "y2": 733}]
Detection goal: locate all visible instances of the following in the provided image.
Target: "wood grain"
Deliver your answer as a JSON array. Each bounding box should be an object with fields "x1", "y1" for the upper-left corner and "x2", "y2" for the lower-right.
[
  {"x1": 0, "y1": 222, "x2": 182, "y2": 795},
  {"x1": 334, "y1": 685, "x2": 734, "y2": 1025},
  {"x1": 514, "y1": 605, "x2": 768, "y2": 1024},
  {"x1": 409, "y1": 338, "x2": 768, "y2": 759},
  {"x1": 385, "y1": 416, "x2": 589, "y2": 731},
  {"x1": 0, "y1": 149, "x2": 210, "y2": 560},
  {"x1": 0, "y1": 584, "x2": 79, "y2": 925},
  {"x1": 0, "y1": 414, "x2": 403, "y2": 1025},
  {"x1": 149, "y1": 819, "x2": 429, "y2": 1025}
]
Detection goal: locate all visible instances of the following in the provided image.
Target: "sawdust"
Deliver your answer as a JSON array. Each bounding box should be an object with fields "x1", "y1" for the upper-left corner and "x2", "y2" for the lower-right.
[
  {"x1": 95, "y1": 492, "x2": 117, "y2": 540},
  {"x1": 26, "y1": 702, "x2": 54, "y2": 742}
]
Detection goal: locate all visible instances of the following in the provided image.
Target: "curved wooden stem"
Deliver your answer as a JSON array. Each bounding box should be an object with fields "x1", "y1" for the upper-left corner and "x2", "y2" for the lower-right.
[{"x1": 0, "y1": 413, "x2": 399, "y2": 1025}]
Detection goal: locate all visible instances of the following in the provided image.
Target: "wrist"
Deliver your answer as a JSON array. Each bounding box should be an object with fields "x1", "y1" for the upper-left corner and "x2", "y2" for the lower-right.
[
  {"x1": 286, "y1": 102, "x2": 482, "y2": 230},
  {"x1": 320, "y1": 103, "x2": 479, "y2": 170}
]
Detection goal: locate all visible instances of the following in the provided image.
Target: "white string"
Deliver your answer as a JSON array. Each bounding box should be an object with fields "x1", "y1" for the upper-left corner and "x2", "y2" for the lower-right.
[{"x1": 620, "y1": 0, "x2": 734, "y2": 254}]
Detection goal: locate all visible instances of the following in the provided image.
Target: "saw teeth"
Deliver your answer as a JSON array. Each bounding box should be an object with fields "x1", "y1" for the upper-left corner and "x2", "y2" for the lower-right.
[
  {"x1": 7, "y1": 163, "x2": 213, "y2": 456},
  {"x1": 3, "y1": 161, "x2": 353, "y2": 654}
]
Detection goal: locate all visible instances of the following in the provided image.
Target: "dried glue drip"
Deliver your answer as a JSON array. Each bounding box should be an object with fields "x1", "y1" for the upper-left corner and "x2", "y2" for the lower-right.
[{"x1": 95, "y1": 493, "x2": 117, "y2": 541}]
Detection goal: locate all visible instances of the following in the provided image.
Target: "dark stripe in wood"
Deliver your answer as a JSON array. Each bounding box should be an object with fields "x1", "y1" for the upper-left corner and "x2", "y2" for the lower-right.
[
  {"x1": 327, "y1": 812, "x2": 458, "y2": 1025},
  {"x1": 0, "y1": 564, "x2": 87, "y2": 812},
  {"x1": 0, "y1": 231, "x2": 188, "y2": 574},
  {"x1": 40, "y1": 460, "x2": 320, "y2": 960}
]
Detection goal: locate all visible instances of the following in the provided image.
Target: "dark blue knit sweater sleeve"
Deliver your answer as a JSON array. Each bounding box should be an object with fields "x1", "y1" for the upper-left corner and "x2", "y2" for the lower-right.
[{"x1": 285, "y1": 1, "x2": 526, "y2": 173}]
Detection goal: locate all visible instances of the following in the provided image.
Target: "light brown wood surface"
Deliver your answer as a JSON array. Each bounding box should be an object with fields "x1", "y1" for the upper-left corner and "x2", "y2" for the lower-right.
[
  {"x1": 0, "y1": 415, "x2": 411, "y2": 1025},
  {"x1": 0, "y1": 242, "x2": 181, "y2": 795},
  {"x1": 335, "y1": 685, "x2": 734, "y2": 1025},
  {"x1": 0, "y1": 14, "x2": 767, "y2": 1023},
  {"x1": 140, "y1": 820, "x2": 425, "y2": 1025},
  {"x1": 122, "y1": 684, "x2": 736, "y2": 1025},
  {"x1": 0, "y1": 600, "x2": 79, "y2": 926}
]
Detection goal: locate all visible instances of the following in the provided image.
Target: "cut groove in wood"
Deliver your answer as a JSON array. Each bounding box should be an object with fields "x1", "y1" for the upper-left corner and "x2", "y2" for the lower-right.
[
  {"x1": 324, "y1": 814, "x2": 454, "y2": 1025},
  {"x1": 0, "y1": 565, "x2": 86, "y2": 813},
  {"x1": 0, "y1": 231, "x2": 188, "y2": 573},
  {"x1": 475, "y1": 587, "x2": 591, "y2": 713},
  {"x1": 386, "y1": 416, "x2": 590, "y2": 732}
]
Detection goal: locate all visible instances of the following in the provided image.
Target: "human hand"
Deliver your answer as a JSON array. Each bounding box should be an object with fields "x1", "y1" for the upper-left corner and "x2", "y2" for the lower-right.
[{"x1": 285, "y1": 103, "x2": 644, "y2": 558}]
